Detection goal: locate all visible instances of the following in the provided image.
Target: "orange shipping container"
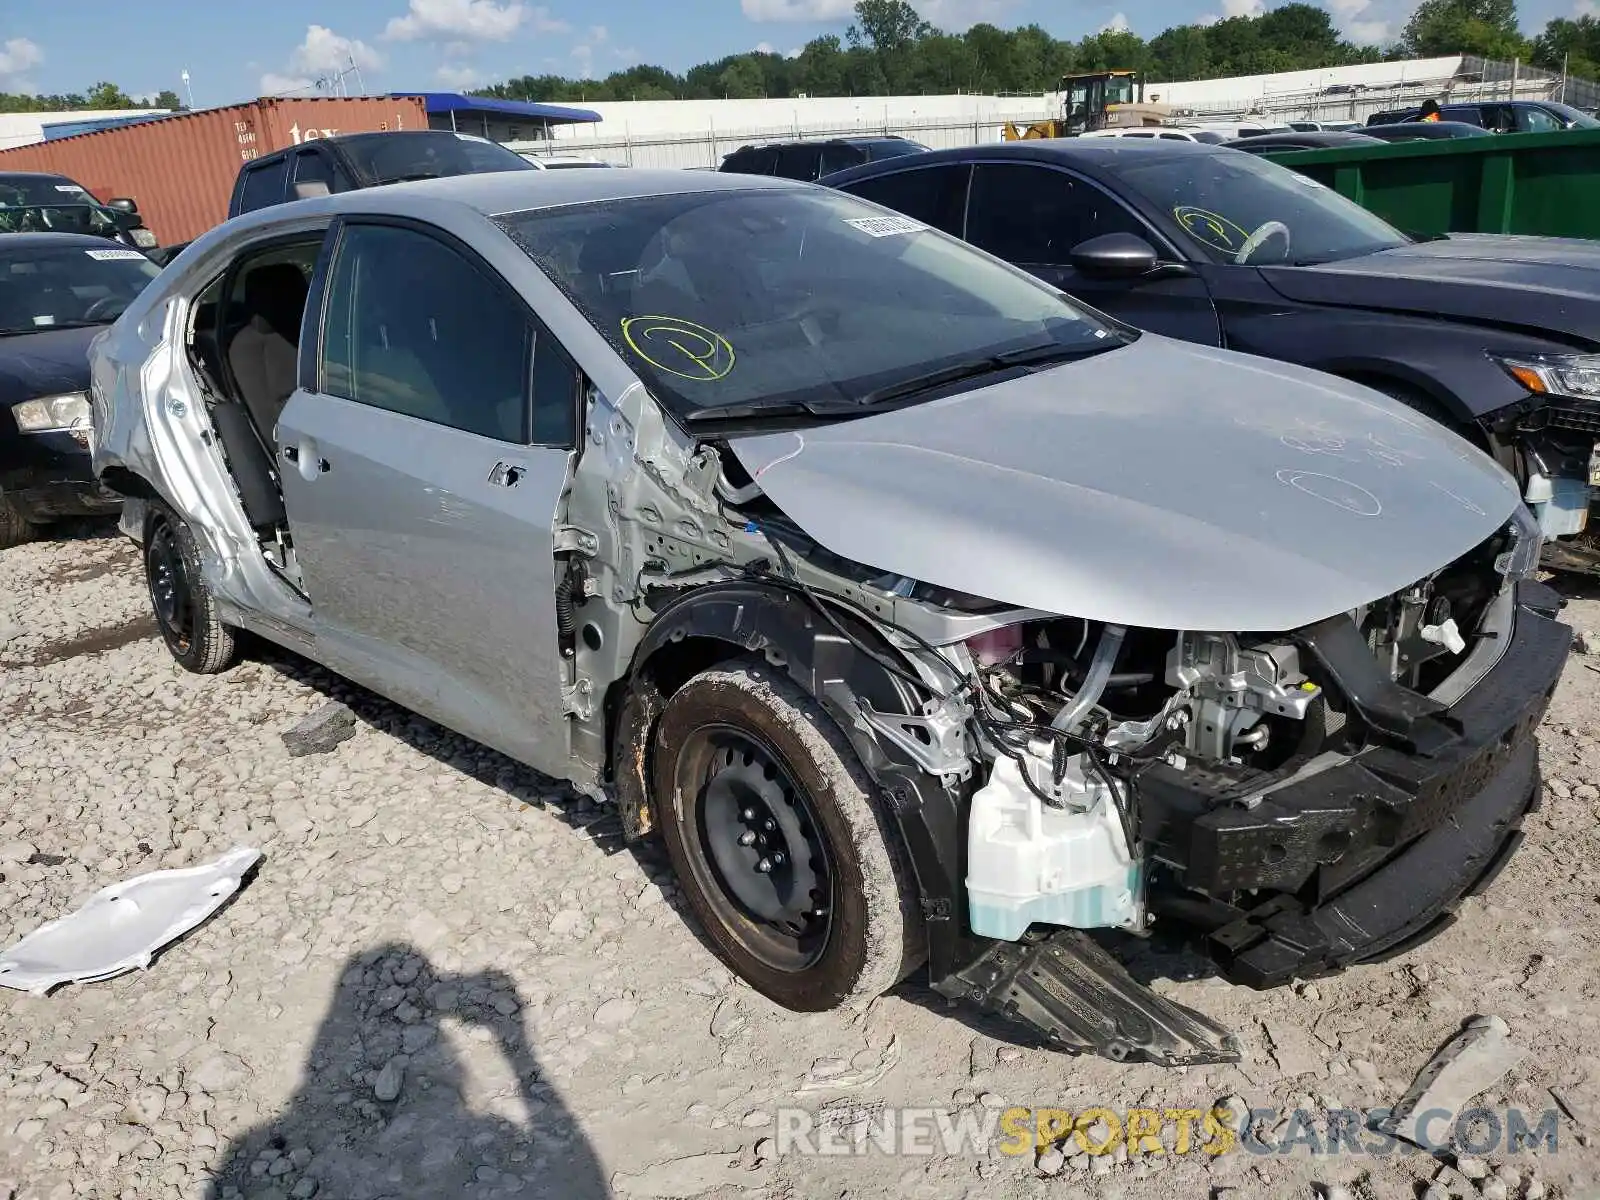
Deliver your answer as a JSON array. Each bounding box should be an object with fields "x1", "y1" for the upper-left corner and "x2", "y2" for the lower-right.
[{"x1": 0, "y1": 96, "x2": 429, "y2": 245}]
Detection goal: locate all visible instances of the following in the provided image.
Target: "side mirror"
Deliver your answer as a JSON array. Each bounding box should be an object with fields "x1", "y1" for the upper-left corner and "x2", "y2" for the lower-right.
[
  {"x1": 108, "y1": 197, "x2": 138, "y2": 214},
  {"x1": 1068, "y1": 232, "x2": 1161, "y2": 279}
]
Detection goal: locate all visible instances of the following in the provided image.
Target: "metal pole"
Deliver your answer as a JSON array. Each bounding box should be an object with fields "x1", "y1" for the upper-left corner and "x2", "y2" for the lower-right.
[{"x1": 1510, "y1": 58, "x2": 1519, "y2": 102}]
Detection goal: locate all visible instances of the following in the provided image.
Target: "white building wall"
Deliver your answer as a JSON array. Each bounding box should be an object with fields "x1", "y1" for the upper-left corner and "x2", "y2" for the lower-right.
[{"x1": 0, "y1": 109, "x2": 168, "y2": 152}]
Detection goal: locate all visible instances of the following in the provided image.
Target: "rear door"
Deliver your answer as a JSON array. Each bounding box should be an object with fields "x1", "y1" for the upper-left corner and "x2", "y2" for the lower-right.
[
  {"x1": 835, "y1": 163, "x2": 971, "y2": 235},
  {"x1": 276, "y1": 217, "x2": 578, "y2": 774},
  {"x1": 774, "y1": 144, "x2": 823, "y2": 181},
  {"x1": 962, "y1": 161, "x2": 1222, "y2": 345}
]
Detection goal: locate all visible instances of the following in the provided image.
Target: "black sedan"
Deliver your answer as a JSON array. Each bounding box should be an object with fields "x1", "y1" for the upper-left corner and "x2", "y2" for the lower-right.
[
  {"x1": 824, "y1": 138, "x2": 1600, "y2": 566},
  {"x1": 1225, "y1": 130, "x2": 1384, "y2": 154},
  {"x1": 0, "y1": 233, "x2": 160, "y2": 546},
  {"x1": 1361, "y1": 121, "x2": 1493, "y2": 142}
]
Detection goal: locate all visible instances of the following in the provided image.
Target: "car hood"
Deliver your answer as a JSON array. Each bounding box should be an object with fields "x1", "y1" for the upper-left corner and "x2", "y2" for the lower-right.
[
  {"x1": 729, "y1": 336, "x2": 1520, "y2": 633},
  {"x1": 0, "y1": 325, "x2": 97, "y2": 406},
  {"x1": 1260, "y1": 235, "x2": 1600, "y2": 343}
]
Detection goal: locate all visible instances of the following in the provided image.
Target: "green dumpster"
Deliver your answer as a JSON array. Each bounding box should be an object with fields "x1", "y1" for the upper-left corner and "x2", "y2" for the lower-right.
[{"x1": 1258, "y1": 128, "x2": 1600, "y2": 241}]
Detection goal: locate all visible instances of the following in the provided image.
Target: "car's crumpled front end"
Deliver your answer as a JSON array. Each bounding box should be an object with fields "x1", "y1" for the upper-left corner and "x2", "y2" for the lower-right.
[{"x1": 722, "y1": 339, "x2": 1569, "y2": 1065}]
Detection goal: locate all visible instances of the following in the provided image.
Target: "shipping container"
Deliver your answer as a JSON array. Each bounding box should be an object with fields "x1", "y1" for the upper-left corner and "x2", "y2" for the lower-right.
[{"x1": 0, "y1": 97, "x2": 428, "y2": 245}]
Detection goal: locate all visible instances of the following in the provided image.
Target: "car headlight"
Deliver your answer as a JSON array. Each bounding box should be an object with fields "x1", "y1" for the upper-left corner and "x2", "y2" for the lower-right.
[
  {"x1": 1495, "y1": 353, "x2": 1600, "y2": 401},
  {"x1": 129, "y1": 228, "x2": 158, "y2": 248},
  {"x1": 12, "y1": 391, "x2": 91, "y2": 434}
]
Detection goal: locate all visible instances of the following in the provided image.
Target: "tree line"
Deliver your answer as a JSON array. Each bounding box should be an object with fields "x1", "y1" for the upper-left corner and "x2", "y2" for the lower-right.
[
  {"x1": 0, "y1": 83, "x2": 183, "y2": 115},
  {"x1": 477, "y1": 0, "x2": 1596, "y2": 103}
]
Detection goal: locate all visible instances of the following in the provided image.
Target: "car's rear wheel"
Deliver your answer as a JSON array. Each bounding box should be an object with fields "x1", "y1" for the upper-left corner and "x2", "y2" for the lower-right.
[
  {"x1": 651, "y1": 660, "x2": 923, "y2": 1011},
  {"x1": 0, "y1": 495, "x2": 39, "y2": 550},
  {"x1": 143, "y1": 501, "x2": 238, "y2": 674}
]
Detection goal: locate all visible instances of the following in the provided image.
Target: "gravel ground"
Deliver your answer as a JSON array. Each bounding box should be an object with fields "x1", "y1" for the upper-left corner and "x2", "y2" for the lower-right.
[{"x1": 3, "y1": 519, "x2": 1599, "y2": 1200}]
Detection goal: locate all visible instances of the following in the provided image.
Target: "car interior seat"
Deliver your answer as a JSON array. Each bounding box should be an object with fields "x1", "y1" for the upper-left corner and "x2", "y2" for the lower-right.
[{"x1": 226, "y1": 263, "x2": 310, "y2": 444}]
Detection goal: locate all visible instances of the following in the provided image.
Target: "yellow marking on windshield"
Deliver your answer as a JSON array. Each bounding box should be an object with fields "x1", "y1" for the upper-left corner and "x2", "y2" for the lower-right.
[
  {"x1": 621, "y1": 315, "x2": 736, "y2": 382},
  {"x1": 1174, "y1": 206, "x2": 1251, "y2": 253}
]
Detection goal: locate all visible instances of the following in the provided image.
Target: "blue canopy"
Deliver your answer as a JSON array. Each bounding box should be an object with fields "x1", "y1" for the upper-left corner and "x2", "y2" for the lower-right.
[{"x1": 396, "y1": 93, "x2": 601, "y2": 125}]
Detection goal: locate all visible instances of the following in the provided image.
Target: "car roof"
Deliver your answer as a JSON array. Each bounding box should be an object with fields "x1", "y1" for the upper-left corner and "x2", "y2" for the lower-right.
[
  {"x1": 280, "y1": 166, "x2": 804, "y2": 220},
  {"x1": 0, "y1": 171, "x2": 74, "y2": 182},
  {"x1": 822, "y1": 136, "x2": 1220, "y2": 186},
  {"x1": 1226, "y1": 131, "x2": 1379, "y2": 148},
  {"x1": 0, "y1": 232, "x2": 125, "y2": 253}
]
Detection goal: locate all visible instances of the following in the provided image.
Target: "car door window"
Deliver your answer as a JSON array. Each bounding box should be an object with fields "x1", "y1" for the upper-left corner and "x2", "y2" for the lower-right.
[
  {"x1": 320, "y1": 222, "x2": 531, "y2": 443},
  {"x1": 237, "y1": 158, "x2": 290, "y2": 214},
  {"x1": 530, "y1": 330, "x2": 580, "y2": 447},
  {"x1": 835, "y1": 164, "x2": 971, "y2": 236},
  {"x1": 774, "y1": 144, "x2": 821, "y2": 181},
  {"x1": 1521, "y1": 106, "x2": 1562, "y2": 132},
  {"x1": 819, "y1": 142, "x2": 864, "y2": 177},
  {"x1": 291, "y1": 149, "x2": 337, "y2": 195},
  {"x1": 966, "y1": 163, "x2": 1147, "y2": 263}
]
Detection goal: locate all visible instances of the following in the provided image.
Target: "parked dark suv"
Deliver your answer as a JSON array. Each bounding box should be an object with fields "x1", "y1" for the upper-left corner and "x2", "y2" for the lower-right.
[
  {"x1": 149, "y1": 132, "x2": 535, "y2": 265},
  {"x1": 1367, "y1": 99, "x2": 1600, "y2": 133},
  {"x1": 719, "y1": 136, "x2": 928, "y2": 183},
  {"x1": 826, "y1": 138, "x2": 1600, "y2": 570}
]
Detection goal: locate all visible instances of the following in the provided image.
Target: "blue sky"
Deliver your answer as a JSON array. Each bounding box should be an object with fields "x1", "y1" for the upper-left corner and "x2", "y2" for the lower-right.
[{"x1": 0, "y1": 0, "x2": 1587, "y2": 106}]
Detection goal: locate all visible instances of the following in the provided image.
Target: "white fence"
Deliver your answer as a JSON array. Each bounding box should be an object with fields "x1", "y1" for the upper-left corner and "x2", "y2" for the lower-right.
[{"x1": 512, "y1": 111, "x2": 1054, "y2": 169}]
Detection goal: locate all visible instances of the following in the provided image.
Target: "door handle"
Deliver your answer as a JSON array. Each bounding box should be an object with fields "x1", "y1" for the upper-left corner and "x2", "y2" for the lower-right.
[
  {"x1": 284, "y1": 443, "x2": 330, "y2": 478},
  {"x1": 487, "y1": 461, "x2": 525, "y2": 488}
]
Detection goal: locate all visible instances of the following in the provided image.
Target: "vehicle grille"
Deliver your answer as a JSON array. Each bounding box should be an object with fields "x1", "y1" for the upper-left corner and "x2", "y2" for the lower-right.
[{"x1": 1519, "y1": 402, "x2": 1600, "y2": 436}]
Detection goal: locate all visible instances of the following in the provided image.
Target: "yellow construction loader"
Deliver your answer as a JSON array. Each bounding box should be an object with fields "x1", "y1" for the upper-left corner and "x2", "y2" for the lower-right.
[{"x1": 1002, "y1": 70, "x2": 1174, "y2": 140}]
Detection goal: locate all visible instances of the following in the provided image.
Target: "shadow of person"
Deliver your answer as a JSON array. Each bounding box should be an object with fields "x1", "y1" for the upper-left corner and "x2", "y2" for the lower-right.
[{"x1": 205, "y1": 943, "x2": 609, "y2": 1200}]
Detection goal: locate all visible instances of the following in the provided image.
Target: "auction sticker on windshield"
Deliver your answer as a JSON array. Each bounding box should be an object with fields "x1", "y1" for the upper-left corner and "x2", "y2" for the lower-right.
[
  {"x1": 845, "y1": 215, "x2": 928, "y2": 238},
  {"x1": 85, "y1": 249, "x2": 148, "y2": 261}
]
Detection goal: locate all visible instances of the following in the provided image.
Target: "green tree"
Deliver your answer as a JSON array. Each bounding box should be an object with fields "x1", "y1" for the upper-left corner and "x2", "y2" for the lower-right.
[
  {"x1": 1148, "y1": 25, "x2": 1211, "y2": 81},
  {"x1": 84, "y1": 81, "x2": 135, "y2": 109},
  {"x1": 847, "y1": 0, "x2": 931, "y2": 54},
  {"x1": 717, "y1": 57, "x2": 767, "y2": 98},
  {"x1": 1401, "y1": 0, "x2": 1529, "y2": 58},
  {"x1": 153, "y1": 89, "x2": 183, "y2": 110},
  {"x1": 1531, "y1": 14, "x2": 1600, "y2": 78}
]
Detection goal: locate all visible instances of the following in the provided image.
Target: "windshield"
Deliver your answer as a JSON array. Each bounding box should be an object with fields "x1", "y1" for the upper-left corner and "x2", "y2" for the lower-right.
[
  {"x1": 337, "y1": 132, "x2": 534, "y2": 185},
  {"x1": 1541, "y1": 101, "x2": 1600, "y2": 128},
  {"x1": 500, "y1": 187, "x2": 1125, "y2": 421},
  {"x1": 1116, "y1": 150, "x2": 1412, "y2": 265},
  {"x1": 0, "y1": 245, "x2": 160, "y2": 335},
  {"x1": 0, "y1": 175, "x2": 116, "y2": 237}
]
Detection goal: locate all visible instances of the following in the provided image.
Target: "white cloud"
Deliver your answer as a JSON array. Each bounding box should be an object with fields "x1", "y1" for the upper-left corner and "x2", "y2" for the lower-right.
[
  {"x1": 741, "y1": 0, "x2": 854, "y2": 21},
  {"x1": 0, "y1": 37, "x2": 43, "y2": 91},
  {"x1": 1100, "y1": 12, "x2": 1130, "y2": 32},
  {"x1": 1578, "y1": 0, "x2": 1596, "y2": 13},
  {"x1": 1322, "y1": 0, "x2": 1390, "y2": 44},
  {"x1": 436, "y1": 62, "x2": 485, "y2": 88},
  {"x1": 385, "y1": 0, "x2": 567, "y2": 43},
  {"x1": 588, "y1": 25, "x2": 609, "y2": 43},
  {"x1": 1196, "y1": 12, "x2": 1220, "y2": 25},
  {"x1": 290, "y1": 25, "x2": 383, "y2": 76},
  {"x1": 613, "y1": 46, "x2": 641, "y2": 60},
  {"x1": 571, "y1": 43, "x2": 595, "y2": 77},
  {"x1": 1347, "y1": 18, "x2": 1391, "y2": 42},
  {"x1": 755, "y1": 40, "x2": 777, "y2": 53},
  {"x1": 787, "y1": 46, "x2": 804, "y2": 57},
  {"x1": 1221, "y1": 0, "x2": 1264, "y2": 15},
  {"x1": 260, "y1": 72, "x2": 315, "y2": 94}
]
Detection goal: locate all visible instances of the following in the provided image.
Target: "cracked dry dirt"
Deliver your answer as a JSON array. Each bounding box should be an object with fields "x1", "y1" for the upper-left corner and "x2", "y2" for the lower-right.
[{"x1": 2, "y1": 520, "x2": 1599, "y2": 1200}]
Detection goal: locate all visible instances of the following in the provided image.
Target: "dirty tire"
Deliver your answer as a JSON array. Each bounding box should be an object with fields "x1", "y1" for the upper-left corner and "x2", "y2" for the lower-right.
[
  {"x1": 143, "y1": 500, "x2": 239, "y2": 675},
  {"x1": 0, "y1": 494, "x2": 39, "y2": 550},
  {"x1": 652, "y1": 660, "x2": 923, "y2": 1012}
]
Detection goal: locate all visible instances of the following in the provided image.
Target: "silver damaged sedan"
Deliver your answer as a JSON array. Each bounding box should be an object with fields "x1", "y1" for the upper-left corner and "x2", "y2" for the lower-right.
[{"x1": 89, "y1": 169, "x2": 1571, "y2": 1064}]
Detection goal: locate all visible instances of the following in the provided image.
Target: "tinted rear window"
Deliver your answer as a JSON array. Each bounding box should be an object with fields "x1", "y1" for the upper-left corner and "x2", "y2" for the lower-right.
[{"x1": 335, "y1": 133, "x2": 533, "y2": 185}]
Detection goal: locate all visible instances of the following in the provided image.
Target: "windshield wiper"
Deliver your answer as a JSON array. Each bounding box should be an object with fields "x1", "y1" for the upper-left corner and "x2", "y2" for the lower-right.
[
  {"x1": 682, "y1": 397, "x2": 866, "y2": 424},
  {"x1": 853, "y1": 339, "x2": 1116, "y2": 408}
]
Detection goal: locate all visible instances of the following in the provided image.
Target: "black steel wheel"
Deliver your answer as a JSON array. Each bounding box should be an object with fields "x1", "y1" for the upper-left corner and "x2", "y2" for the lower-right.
[
  {"x1": 142, "y1": 501, "x2": 238, "y2": 674},
  {"x1": 679, "y1": 725, "x2": 834, "y2": 973},
  {"x1": 651, "y1": 659, "x2": 923, "y2": 1011}
]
